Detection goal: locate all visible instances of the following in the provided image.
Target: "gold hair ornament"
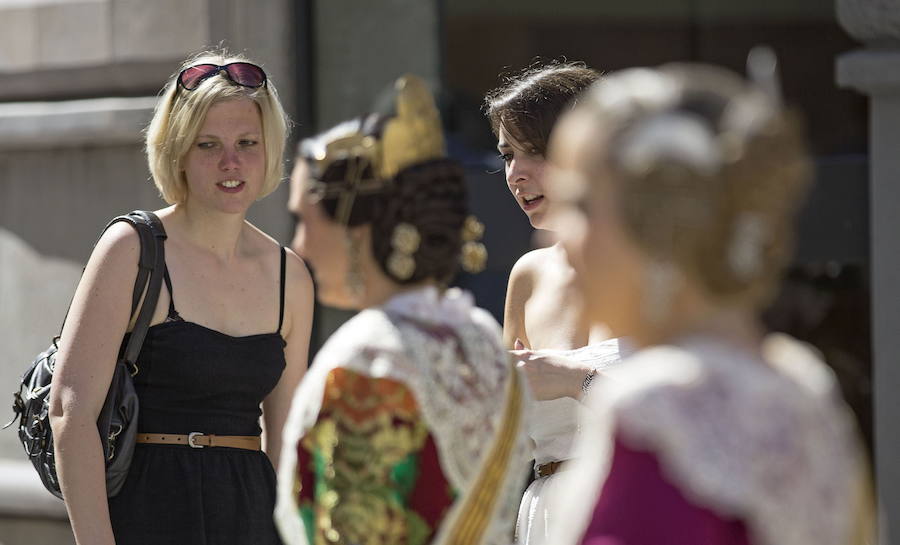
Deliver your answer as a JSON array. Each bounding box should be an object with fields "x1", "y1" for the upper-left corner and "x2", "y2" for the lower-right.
[
  {"x1": 461, "y1": 215, "x2": 487, "y2": 274},
  {"x1": 387, "y1": 223, "x2": 421, "y2": 281},
  {"x1": 304, "y1": 74, "x2": 445, "y2": 225}
]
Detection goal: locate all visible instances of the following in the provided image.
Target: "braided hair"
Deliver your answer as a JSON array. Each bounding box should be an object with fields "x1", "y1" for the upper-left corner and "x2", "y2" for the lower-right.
[{"x1": 298, "y1": 118, "x2": 469, "y2": 285}]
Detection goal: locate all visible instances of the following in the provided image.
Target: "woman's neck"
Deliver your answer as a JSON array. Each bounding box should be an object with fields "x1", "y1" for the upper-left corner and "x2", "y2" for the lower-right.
[
  {"x1": 359, "y1": 260, "x2": 434, "y2": 309},
  {"x1": 630, "y1": 291, "x2": 763, "y2": 355},
  {"x1": 169, "y1": 203, "x2": 248, "y2": 262}
]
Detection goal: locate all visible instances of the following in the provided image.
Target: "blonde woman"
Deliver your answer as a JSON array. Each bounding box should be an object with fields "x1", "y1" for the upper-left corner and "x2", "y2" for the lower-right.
[{"x1": 49, "y1": 50, "x2": 313, "y2": 545}]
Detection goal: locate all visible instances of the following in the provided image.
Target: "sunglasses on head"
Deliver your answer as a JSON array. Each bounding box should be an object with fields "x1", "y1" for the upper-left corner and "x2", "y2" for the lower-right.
[{"x1": 177, "y1": 62, "x2": 267, "y2": 91}]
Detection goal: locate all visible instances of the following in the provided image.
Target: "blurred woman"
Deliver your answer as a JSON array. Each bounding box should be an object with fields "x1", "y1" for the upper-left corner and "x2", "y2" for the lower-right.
[
  {"x1": 276, "y1": 75, "x2": 529, "y2": 545},
  {"x1": 547, "y1": 60, "x2": 871, "y2": 545},
  {"x1": 49, "y1": 50, "x2": 313, "y2": 545}
]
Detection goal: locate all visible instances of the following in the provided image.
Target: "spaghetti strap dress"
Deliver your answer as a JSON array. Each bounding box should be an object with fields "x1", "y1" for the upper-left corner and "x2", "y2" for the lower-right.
[{"x1": 108, "y1": 247, "x2": 288, "y2": 545}]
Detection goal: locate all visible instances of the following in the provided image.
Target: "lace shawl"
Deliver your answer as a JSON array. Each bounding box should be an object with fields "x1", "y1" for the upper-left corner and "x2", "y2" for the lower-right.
[
  {"x1": 276, "y1": 287, "x2": 531, "y2": 545},
  {"x1": 552, "y1": 334, "x2": 863, "y2": 545}
]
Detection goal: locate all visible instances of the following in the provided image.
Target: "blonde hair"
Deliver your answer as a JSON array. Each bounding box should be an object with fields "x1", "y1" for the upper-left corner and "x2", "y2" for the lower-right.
[
  {"x1": 146, "y1": 49, "x2": 289, "y2": 204},
  {"x1": 576, "y1": 63, "x2": 812, "y2": 310}
]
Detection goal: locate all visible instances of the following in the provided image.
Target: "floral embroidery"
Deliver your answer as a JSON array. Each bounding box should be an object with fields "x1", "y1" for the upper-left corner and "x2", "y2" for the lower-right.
[
  {"x1": 296, "y1": 368, "x2": 451, "y2": 545},
  {"x1": 276, "y1": 287, "x2": 530, "y2": 545}
]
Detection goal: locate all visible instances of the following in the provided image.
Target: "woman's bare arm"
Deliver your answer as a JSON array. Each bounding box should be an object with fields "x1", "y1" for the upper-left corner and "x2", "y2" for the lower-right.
[
  {"x1": 503, "y1": 257, "x2": 534, "y2": 350},
  {"x1": 262, "y1": 250, "x2": 314, "y2": 471},
  {"x1": 49, "y1": 222, "x2": 141, "y2": 545}
]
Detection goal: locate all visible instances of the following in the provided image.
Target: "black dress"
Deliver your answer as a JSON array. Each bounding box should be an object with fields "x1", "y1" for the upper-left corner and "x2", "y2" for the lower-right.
[{"x1": 108, "y1": 249, "x2": 287, "y2": 545}]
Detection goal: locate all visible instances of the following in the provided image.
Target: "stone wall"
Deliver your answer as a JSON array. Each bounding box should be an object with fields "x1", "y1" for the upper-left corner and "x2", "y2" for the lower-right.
[{"x1": 0, "y1": 1, "x2": 296, "y2": 542}]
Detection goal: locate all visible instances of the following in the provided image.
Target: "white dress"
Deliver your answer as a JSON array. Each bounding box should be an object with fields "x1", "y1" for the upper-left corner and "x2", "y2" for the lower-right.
[{"x1": 515, "y1": 339, "x2": 626, "y2": 545}]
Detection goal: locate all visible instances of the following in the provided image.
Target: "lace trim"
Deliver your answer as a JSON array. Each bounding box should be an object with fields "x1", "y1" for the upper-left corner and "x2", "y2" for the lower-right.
[
  {"x1": 276, "y1": 288, "x2": 530, "y2": 545},
  {"x1": 604, "y1": 337, "x2": 861, "y2": 545}
]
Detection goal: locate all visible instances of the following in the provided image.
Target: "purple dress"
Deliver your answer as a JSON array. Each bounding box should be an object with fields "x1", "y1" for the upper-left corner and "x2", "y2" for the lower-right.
[
  {"x1": 553, "y1": 335, "x2": 864, "y2": 545},
  {"x1": 581, "y1": 434, "x2": 750, "y2": 545}
]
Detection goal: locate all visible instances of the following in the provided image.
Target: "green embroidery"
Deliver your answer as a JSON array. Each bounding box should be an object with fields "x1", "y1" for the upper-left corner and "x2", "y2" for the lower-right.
[
  {"x1": 391, "y1": 453, "x2": 419, "y2": 500},
  {"x1": 300, "y1": 505, "x2": 315, "y2": 545}
]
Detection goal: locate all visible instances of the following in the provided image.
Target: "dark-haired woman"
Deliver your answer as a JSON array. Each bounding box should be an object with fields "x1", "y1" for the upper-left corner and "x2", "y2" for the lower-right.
[
  {"x1": 275, "y1": 75, "x2": 529, "y2": 545},
  {"x1": 484, "y1": 63, "x2": 627, "y2": 544}
]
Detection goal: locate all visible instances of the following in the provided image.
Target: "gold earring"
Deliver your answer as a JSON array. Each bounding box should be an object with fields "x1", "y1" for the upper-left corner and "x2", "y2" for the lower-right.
[
  {"x1": 345, "y1": 232, "x2": 365, "y2": 301},
  {"x1": 462, "y1": 216, "x2": 484, "y2": 242},
  {"x1": 461, "y1": 215, "x2": 487, "y2": 273},
  {"x1": 387, "y1": 223, "x2": 420, "y2": 281}
]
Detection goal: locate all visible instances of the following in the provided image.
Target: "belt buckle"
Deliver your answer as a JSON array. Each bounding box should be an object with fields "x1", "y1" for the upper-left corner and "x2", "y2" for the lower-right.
[
  {"x1": 187, "y1": 432, "x2": 205, "y2": 449},
  {"x1": 535, "y1": 461, "x2": 561, "y2": 479}
]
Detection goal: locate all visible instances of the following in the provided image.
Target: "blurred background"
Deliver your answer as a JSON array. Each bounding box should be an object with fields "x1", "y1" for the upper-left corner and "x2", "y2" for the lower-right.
[{"x1": 0, "y1": 0, "x2": 893, "y2": 543}]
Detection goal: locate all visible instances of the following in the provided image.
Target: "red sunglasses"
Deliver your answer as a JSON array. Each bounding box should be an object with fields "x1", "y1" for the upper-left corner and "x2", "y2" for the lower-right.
[{"x1": 177, "y1": 62, "x2": 267, "y2": 91}]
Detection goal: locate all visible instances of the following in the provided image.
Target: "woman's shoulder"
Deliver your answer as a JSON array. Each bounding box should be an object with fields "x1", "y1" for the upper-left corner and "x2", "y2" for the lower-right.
[
  {"x1": 510, "y1": 247, "x2": 555, "y2": 278},
  {"x1": 599, "y1": 338, "x2": 839, "y2": 419},
  {"x1": 762, "y1": 333, "x2": 841, "y2": 398},
  {"x1": 590, "y1": 338, "x2": 850, "y2": 461},
  {"x1": 318, "y1": 308, "x2": 404, "y2": 360},
  {"x1": 468, "y1": 304, "x2": 504, "y2": 340},
  {"x1": 594, "y1": 344, "x2": 707, "y2": 405},
  {"x1": 282, "y1": 247, "x2": 313, "y2": 292},
  {"x1": 507, "y1": 246, "x2": 570, "y2": 298},
  {"x1": 242, "y1": 220, "x2": 286, "y2": 254},
  {"x1": 241, "y1": 222, "x2": 312, "y2": 281},
  {"x1": 505, "y1": 248, "x2": 549, "y2": 312},
  {"x1": 89, "y1": 219, "x2": 142, "y2": 271}
]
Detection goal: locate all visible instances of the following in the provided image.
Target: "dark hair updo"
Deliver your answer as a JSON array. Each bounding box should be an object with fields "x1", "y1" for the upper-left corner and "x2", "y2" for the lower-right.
[
  {"x1": 484, "y1": 61, "x2": 601, "y2": 156},
  {"x1": 299, "y1": 118, "x2": 469, "y2": 286}
]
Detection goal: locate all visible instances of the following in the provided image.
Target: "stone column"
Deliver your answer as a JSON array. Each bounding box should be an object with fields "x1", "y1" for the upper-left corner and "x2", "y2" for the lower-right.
[{"x1": 836, "y1": 0, "x2": 900, "y2": 539}]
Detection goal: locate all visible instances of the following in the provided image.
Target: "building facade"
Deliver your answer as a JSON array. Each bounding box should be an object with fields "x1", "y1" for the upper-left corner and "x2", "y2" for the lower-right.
[{"x1": 0, "y1": 0, "x2": 892, "y2": 543}]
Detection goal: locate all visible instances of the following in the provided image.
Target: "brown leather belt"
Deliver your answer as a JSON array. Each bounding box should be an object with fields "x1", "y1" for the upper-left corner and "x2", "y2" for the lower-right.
[
  {"x1": 535, "y1": 460, "x2": 564, "y2": 478},
  {"x1": 136, "y1": 432, "x2": 261, "y2": 451}
]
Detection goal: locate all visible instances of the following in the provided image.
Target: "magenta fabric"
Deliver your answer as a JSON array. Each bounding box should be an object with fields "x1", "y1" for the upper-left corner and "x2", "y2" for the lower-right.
[{"x1": 581, "y1": 433, "x2": 752, "y2": 545}]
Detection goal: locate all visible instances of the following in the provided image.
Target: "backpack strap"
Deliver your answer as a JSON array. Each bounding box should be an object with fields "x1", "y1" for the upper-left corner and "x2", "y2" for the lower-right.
[
  {"x1": 101, "y1": 212, "x2": 161, "y2": 320},
  {"x1": 61, "y1": 211, "x2": 168, "y2": 372},
  {"x1": 113, "y1": 211, "x2": 167, "y2": 370},
  {"x1": 54, "y1": 211, "x2": 166, "y2": 339}
]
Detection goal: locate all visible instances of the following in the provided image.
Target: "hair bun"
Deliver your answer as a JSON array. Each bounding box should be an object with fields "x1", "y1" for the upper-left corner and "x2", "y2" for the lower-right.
[{"x1": 371, "y1": 158, "x2": 469, "y2": 284}]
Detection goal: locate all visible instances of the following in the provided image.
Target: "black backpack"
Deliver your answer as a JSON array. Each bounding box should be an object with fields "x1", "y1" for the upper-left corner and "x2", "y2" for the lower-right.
[{"x1": 6, "y1": 210, "x2": 166, "y2": 499}]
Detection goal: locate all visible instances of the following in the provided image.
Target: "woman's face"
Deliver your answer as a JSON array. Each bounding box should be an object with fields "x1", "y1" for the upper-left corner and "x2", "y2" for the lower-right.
[
  {"x1": 288, "y1": 161, "x2": 359, "y2": 309},
  {"x1": 182, "y1": 98, "x2": 266, "y2": 214},
  {"x1": 546, "y1": 113, "x2": 645, "y2": 336},
  {"x1": 497, "y1": 125, "x2": 552, "y2": 230}
]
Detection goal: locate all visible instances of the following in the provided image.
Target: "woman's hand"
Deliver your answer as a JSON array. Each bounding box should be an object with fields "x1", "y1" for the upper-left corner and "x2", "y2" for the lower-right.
[{"x1": 510, "y1": 338, "x2": 597, "y2": 401}]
